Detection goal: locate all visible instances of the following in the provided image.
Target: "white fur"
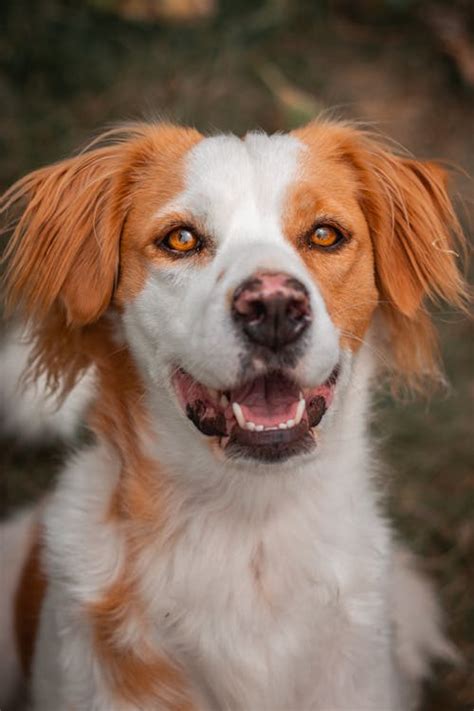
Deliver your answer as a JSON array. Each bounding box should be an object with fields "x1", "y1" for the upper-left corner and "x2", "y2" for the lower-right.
[
  {"x1": 1, "y1": 132, "x2": 455, "y2": 710},
  {"x1": 0, "y1": 328, "x2": 94, "y2": 444}
]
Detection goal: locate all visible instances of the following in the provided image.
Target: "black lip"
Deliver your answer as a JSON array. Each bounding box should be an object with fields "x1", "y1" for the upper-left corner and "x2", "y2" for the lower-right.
[
  {"x1": 186, "y1": 400, "x2": 227, "y2": 437},
  {"x1": 226, "y1": 423, "x2": 315, "y2": 463},
  {"x1": 231, "y1": 420, "x2": 308, "y2": 447},
  {"x1": 222, "y1": 394, "x2": 328, "y2": 463},
  {"x1": 306, "y1": 395, "x2": 327, "y2": 428}
]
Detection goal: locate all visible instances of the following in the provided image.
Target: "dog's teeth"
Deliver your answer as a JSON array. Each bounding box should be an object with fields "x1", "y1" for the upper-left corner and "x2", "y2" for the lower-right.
[
  {"x1": 295, "y1": 398, "x2": 306, "y2": 425},
  {"x1": 232, "y1": 402, "x2": 246, "y2": 428},
  {"x1": 246, "y1": 422, "x2": 256, "y2": 431},
  {"x1": 220, "y1": 394, "x2": 229, "y2": 408},
  {"x1": 206, "y1": 387, "x2": 218, "y2": 401},
  {"x1": 299, "y1": 391, "x2": 303, "y2": 400},
  {"x1": 255, "y1": 425, "x2": 264, "y2": 432},
  {"x1": 286, "y1": 419, "x2": 295, "y2": 428},
  {"x1": 265, "y1": 426, "x2": 278, "y2": 431},
  {"x1": 278, "y1": 423, "x2": 288, "y2": 430}
]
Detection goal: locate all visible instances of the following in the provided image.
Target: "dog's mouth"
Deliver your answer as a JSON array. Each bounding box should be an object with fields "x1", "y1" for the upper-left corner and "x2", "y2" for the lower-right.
[{"x1": 172, "y1": 366, "x2": 339, "y2": 462}]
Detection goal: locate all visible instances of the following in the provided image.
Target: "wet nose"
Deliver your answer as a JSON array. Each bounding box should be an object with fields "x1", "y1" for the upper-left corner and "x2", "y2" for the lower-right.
[{"x1": 232, "y1": 271, "x2": 312, "y2": 350}]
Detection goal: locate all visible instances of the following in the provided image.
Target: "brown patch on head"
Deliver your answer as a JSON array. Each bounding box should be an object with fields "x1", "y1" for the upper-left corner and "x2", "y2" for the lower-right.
[
  {"x1": 1, "y1": 123, "x2": 202, "y2": 394},
  {"x1": 290, "y1": 121, "x2": 468, "y2": 388},
  {"x1": 14, "y1": 525, "x2": 47, "y2": 678},
  {"x1": 284, "y1": 125, "x2": 379, "y2": 353},
  {"x1": 113, "y1": 125, "x2": 204, "y2": 306}
]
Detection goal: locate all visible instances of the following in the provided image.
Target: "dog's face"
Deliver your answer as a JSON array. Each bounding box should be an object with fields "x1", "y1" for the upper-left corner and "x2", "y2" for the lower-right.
[
  {"x1": 3, "y1": 121, "x2": 465, "y2": 465},
  {"x1": 119, "y1": 131, "x2": 378, "y2": 463}
]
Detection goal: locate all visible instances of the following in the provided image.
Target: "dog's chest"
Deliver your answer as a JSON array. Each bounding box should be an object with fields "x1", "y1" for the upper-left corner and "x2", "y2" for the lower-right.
[{"x1": 141, "y1": 506, "x2": 357, "y2": 709}]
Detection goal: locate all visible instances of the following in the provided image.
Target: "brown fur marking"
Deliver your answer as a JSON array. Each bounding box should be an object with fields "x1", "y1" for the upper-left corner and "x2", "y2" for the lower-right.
[{"x1": 14, "y1": 527, "x2": 47, "y2": 677}]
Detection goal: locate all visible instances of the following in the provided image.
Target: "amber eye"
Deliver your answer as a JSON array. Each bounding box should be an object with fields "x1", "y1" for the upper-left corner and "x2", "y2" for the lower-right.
[
  {"x1": 162, "y1": 228, "x2": 201, "y2": 254},
  {"x1": 309, "y1": 225, "x2": 344, "y2": 250}
]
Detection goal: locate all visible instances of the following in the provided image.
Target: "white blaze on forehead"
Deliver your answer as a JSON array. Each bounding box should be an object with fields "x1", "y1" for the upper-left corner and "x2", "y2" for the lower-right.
[{"x1": 161, "y1": 132, "x2": 304, "y2": 245}]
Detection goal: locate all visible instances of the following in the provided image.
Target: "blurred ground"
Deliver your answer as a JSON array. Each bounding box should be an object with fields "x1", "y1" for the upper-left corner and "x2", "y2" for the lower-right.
[{"x1": 0, "y1": 1, "x2": 473, "y2": 708}]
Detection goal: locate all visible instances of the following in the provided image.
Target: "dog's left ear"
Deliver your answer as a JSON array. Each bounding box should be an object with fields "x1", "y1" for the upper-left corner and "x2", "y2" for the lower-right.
[
  {"x1": 352, "y1": 136, "x2": 469, "y2": 385},
  {"x1": 363, "y1": 155, "x2": 465, "y2": 319},
  {"x1": 295, "y1": 121, "x2": 468, "y2": 384}
]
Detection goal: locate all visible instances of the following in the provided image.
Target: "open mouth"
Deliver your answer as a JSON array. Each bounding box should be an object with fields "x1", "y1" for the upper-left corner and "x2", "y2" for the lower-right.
[{"x1": 172, "y1": 366, "x2": 339, "y2": 462}]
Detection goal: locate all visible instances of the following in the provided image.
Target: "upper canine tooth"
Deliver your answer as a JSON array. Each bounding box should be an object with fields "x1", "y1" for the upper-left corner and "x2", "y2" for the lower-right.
[
  {"x1": 246, "y1": 422, "x2": 256, "y2": 431},
  {"x1": 295, "y1": 398, "x2": 306, "y2": 425},
  {"x1": 220, "y1": 394, "x2": 229, "y2": 408},
  {"x1": 232, "y1": 402, "x2": 246, "y2": 428},
  {"x1": 286, "y1": 419, "x2": 295, "y2": 428}
]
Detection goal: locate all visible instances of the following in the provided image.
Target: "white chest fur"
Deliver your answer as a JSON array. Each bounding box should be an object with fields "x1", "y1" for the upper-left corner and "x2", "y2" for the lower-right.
[
  {"x1": 36, "y1": 429, "x2": 400, "y2": 711},
  {"x1": 146, "y1": 506, "x2": 392, "y2": 709}
]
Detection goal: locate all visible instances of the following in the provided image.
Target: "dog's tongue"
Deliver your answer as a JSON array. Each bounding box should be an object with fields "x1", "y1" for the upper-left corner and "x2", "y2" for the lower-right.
[{"x1": 231, "y1": 374, "x2": 300, "y2": 427}]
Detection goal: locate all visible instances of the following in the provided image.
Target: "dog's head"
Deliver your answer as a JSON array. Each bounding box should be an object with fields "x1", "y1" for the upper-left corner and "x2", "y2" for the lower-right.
[{"x1": 2, "y1": 121, "x2": 467, "y2": 464}]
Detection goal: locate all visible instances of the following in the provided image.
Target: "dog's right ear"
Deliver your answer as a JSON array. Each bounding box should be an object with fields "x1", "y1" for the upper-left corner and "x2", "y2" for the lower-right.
[
  {"x1": 1, "y1": 139, "x2": 128, "y2": 327},
  {"x1": 1, "y1": 124, "x2": 203, "y2": 392}
]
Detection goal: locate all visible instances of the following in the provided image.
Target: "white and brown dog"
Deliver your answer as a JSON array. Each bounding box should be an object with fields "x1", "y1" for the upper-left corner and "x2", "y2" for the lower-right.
[{"x1": 0, "y1": 120, "x2": 467, "y2": 710}]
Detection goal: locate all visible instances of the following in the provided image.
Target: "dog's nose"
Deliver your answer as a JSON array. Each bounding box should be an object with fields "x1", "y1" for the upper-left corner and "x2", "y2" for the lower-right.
[{"x1": 232, "y1": 271, "x2": 311, "y2": 350}]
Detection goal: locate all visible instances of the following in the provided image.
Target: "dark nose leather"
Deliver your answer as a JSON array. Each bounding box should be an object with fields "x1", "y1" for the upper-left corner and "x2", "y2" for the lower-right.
[{"x1": 232, "y1": 271, "x2": 311, "y2": 350}]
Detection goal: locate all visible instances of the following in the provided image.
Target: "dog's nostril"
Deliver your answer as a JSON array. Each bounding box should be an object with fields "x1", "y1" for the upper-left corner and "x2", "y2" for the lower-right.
[
  {"x1": 245, "y1": 299, "x2": 266, "y2": 324},
  {"x1": 232, "y1": 272, "x2": 312, "y2": 351},
  {"x1": 287, "y1": 295, "x2": 309, "y2": 321}
]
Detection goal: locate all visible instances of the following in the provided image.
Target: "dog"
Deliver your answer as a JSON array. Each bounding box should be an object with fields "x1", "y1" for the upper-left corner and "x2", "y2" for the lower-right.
[{"x1": 0, "y1": 119, "x2": 466, "y2": 710}]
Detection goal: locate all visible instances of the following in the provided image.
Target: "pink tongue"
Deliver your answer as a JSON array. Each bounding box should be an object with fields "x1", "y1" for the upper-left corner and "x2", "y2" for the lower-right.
[{"x1": 231, "y1": 374, "x2": 300, "y2": 427}]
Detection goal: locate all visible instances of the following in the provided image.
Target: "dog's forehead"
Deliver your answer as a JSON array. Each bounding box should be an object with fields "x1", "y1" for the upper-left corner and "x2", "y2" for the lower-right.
[{"x1": 163, "y1": 132, "x2": 304, "y2": 238}]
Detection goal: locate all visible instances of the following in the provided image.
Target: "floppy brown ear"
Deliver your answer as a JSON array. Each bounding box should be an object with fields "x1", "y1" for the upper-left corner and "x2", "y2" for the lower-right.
[
  {"x1": 1, "y1": 143, "x2": 126, "y2": 327},
  {"x1": 366, "y1": 156, "x2": 465, "y2": 319},
  {"x1": 1, "y1": 123, "x2": 203, "y2": 393},
  {"x1": 353, "y1": 138, "x2": 469, "y2": 387}
]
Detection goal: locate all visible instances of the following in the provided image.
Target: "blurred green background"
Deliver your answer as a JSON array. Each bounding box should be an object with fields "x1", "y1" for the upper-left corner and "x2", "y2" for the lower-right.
[{"x1": 0, "y1": 1, "x2": 473, "y2": 708}]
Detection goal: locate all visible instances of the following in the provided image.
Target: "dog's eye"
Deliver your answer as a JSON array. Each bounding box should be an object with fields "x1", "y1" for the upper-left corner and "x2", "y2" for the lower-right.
[
  {"x1": 162, "y1": 228, "x2": 201, "y2": 254},
  {"x1": 309, "y1": 225, "x2": 344, "y2": 250}
]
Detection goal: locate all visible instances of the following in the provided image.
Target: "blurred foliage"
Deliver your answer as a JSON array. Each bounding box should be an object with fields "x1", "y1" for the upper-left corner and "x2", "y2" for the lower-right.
[{"x1": 88, "y1": 0, "x2": 217, "y2": 23}]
